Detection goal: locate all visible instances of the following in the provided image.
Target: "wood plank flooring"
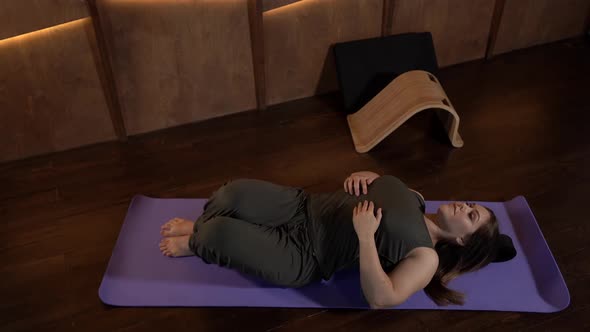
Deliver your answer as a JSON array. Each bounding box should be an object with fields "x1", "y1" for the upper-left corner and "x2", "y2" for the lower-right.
[{"x1": 1, "y1": 38, "x2": 589, "y2": 331}]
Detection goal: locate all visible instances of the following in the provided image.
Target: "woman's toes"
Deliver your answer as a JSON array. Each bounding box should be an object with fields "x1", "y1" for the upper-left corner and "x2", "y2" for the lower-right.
[
  {"x1": 161, "y1": 226, "x2": 171, "y2": 234},
  {"x1": 161, "y1": 219, "x2": 178, "y2": 228},
  {"x1": 159, "y1": 235, "x2": 192, "y2": 257}
]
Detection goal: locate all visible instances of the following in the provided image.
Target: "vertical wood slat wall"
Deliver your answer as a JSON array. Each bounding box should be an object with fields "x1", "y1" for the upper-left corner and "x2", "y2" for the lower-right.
[
  {"x1": 491, "y1": 0, "x2": 590, "y2": 56},
  {"x1": 248, "y1": 0, "x2": 266, "y2": 111},
  {"x1": 388, "y1": 0, "x2": 497, "y2": 67},
  {"x1": 485, "y1": 0, "x2": 507, "y2": 60},
  {"x1": 263, "y1": 0, "x2": 383, "y2": 106},
  {"x1": 0, "y1": 2, "x2": 117, "y2": 163},
  {"x1": 1, "y1": 0, "x2": 589, "y2": 163},
  {"x1": 87, "y1": 0, "x2": 127, "y2": 141},
  {"x1": 95, "y1": 0, "x2": 257, "y2": 136}
]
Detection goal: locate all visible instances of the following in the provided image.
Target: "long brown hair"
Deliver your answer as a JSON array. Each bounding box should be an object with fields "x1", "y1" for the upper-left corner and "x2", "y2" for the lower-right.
[{"x1": 424, "y1": 206, "x2": 500, "y2": 306}]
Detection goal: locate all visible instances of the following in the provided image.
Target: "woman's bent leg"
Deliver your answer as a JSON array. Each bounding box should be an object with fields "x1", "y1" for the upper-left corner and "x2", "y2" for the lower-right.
[
  {"x1": 189, "y1": 215, "x2": 320, "y2": 288},
  {"x1": 194, "y1": 178, "x2": 308, "y2": 232}
]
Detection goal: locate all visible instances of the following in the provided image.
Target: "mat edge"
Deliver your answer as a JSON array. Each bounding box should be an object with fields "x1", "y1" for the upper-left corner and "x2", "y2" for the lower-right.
[{"x1": 505, "y1": 196, "x2": 571, "y2": 312}]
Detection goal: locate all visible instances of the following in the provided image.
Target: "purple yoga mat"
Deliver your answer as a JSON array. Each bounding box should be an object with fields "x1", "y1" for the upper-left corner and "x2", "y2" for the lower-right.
[{"x1": 99, "y1": 195, "x2": 570, "y2": 312}]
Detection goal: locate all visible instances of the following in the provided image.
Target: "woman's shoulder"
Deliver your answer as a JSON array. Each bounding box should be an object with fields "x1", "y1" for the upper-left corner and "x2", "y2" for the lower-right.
[
  {"x1": 408, "y1": 188, "x2": 426, "y2": 213},
  {"x1": 405, "y1": 246, "x2": 438, "y2": 262},
  {"x1": 408, "y1": 188, "x2": 424, "y2": 202}
]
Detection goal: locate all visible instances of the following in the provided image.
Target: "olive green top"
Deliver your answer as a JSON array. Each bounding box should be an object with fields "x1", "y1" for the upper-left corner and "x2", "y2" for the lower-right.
[{"x1": 306, "y1": 175, "x2": 432, "y2": 280}]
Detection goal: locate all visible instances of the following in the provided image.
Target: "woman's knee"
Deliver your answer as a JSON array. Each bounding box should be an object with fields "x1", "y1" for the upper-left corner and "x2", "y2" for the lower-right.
[{"x1": 214, "y1": 179, "x2": 247, "y2": 203}]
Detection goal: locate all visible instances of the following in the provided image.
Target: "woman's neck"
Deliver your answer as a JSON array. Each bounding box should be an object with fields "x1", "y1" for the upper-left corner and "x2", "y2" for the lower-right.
[{"x1": 423, "y1": 213, "x2": 446, "y2": 246}]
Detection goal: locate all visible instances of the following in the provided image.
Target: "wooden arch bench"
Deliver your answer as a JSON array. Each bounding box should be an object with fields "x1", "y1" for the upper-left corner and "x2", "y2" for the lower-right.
[{"x1": 346, "y1": 70, "x2": 463, "y2": 153}]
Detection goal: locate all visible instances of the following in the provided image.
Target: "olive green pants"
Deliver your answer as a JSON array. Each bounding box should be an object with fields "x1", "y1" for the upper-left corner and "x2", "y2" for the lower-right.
[{"x1": 188, "y1": 178, "x2": 322, "y2": 288}]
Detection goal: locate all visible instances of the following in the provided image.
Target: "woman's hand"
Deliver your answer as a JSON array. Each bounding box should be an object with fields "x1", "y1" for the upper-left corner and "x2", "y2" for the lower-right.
[
  {"x1": 344, "y1": 171, "x2": 380, "y2": 196},
  {"x1": 353, "y1": 200, "x2": 383, "y2": 242}
]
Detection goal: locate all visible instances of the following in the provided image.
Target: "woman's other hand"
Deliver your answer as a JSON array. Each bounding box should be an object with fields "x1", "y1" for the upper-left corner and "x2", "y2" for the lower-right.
[
  {"x1": 344, "y1": 171, "x2": 380, "y2": 196},
  {"x1": 353, "y1": 200, "x2": 383, "y2": 242}
]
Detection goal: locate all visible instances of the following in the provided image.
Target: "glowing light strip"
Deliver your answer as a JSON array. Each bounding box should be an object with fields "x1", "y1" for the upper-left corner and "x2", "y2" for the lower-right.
[
  {"x1": 263, "y1": 0, "x2": 304, "y2": 12},
  {"x1": 0, "y1": 18, "x2": 90, "y2": 44},
  {"x1": 0, "y1": 0, "x2": 306, "y2": 44}
]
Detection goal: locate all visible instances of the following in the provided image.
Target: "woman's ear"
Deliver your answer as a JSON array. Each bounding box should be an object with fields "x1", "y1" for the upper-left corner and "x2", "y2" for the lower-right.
[{"x1": 456, "y1": 236, "x2": 465, "y2": 246}]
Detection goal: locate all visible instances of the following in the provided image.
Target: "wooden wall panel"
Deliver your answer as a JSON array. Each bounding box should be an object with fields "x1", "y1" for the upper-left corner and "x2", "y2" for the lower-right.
[
  {"x1": 492, "y1": 0, "x2": 590, "y2": 56},
  {"x1": 390, "y1": 0, "x2": 496, "y2": 67},
  {"x1": 0, "y1": 0, "x2": 88, "y2": 40},
  {"x1": 97, "y1": 0, "x2": 257, "y2": 136},
  {"x1": 0, "y1": 18, "x2": 117, "y2": 163},
  {"x1": 263, "y1": 0, "x2": 383, "y2": 107}
]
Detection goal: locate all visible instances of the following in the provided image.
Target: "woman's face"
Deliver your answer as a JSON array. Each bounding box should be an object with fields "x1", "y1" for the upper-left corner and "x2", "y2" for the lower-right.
[{"x1": 436, "y1": 202, "x2": 491, "y2": 244}]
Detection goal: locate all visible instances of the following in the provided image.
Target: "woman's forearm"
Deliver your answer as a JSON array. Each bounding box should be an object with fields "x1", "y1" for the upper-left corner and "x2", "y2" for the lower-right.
[{"x1": 358, "y1": 237, "x2": 395, "y2": 309}]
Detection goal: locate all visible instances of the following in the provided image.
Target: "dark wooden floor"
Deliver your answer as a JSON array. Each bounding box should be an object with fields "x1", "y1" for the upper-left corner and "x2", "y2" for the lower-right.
[{"x1": 1, "y1": 38, "x2": 589, "y2": 332}]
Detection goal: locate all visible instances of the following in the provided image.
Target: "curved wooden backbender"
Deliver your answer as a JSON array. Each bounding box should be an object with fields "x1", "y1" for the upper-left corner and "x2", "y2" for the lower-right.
[{"x1": 346, "y1": 70, "x2": 464, "y2": 153}]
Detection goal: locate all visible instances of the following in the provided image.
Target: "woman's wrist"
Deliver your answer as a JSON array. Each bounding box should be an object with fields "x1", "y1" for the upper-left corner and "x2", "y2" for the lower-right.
[{"x1": 358, "y1": 236, "x2": 376, "y2": 245}]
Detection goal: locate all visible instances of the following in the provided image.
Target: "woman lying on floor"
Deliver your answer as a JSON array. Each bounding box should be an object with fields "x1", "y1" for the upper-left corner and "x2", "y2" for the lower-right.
[{"x1": 158, "y1": 172, "x2": 501, "y2": 309}]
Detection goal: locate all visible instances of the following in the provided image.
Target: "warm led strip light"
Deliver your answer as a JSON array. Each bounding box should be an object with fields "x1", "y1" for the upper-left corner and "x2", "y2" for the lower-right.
[
  {"x1": 263, "y1": 0, "x2": 303, "y2": 12},
  {"x1": 0, "y1": 18, "x2": 90, "y2": 45}
]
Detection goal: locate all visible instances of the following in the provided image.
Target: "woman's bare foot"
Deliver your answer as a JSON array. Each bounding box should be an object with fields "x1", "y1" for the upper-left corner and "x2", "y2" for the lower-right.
[
  {"x1": 159, "y1": 235, "x2": 193, "y2": 257},
  {"x1": 160, "y1": 217, "x2": 195, "y2": 237}
]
